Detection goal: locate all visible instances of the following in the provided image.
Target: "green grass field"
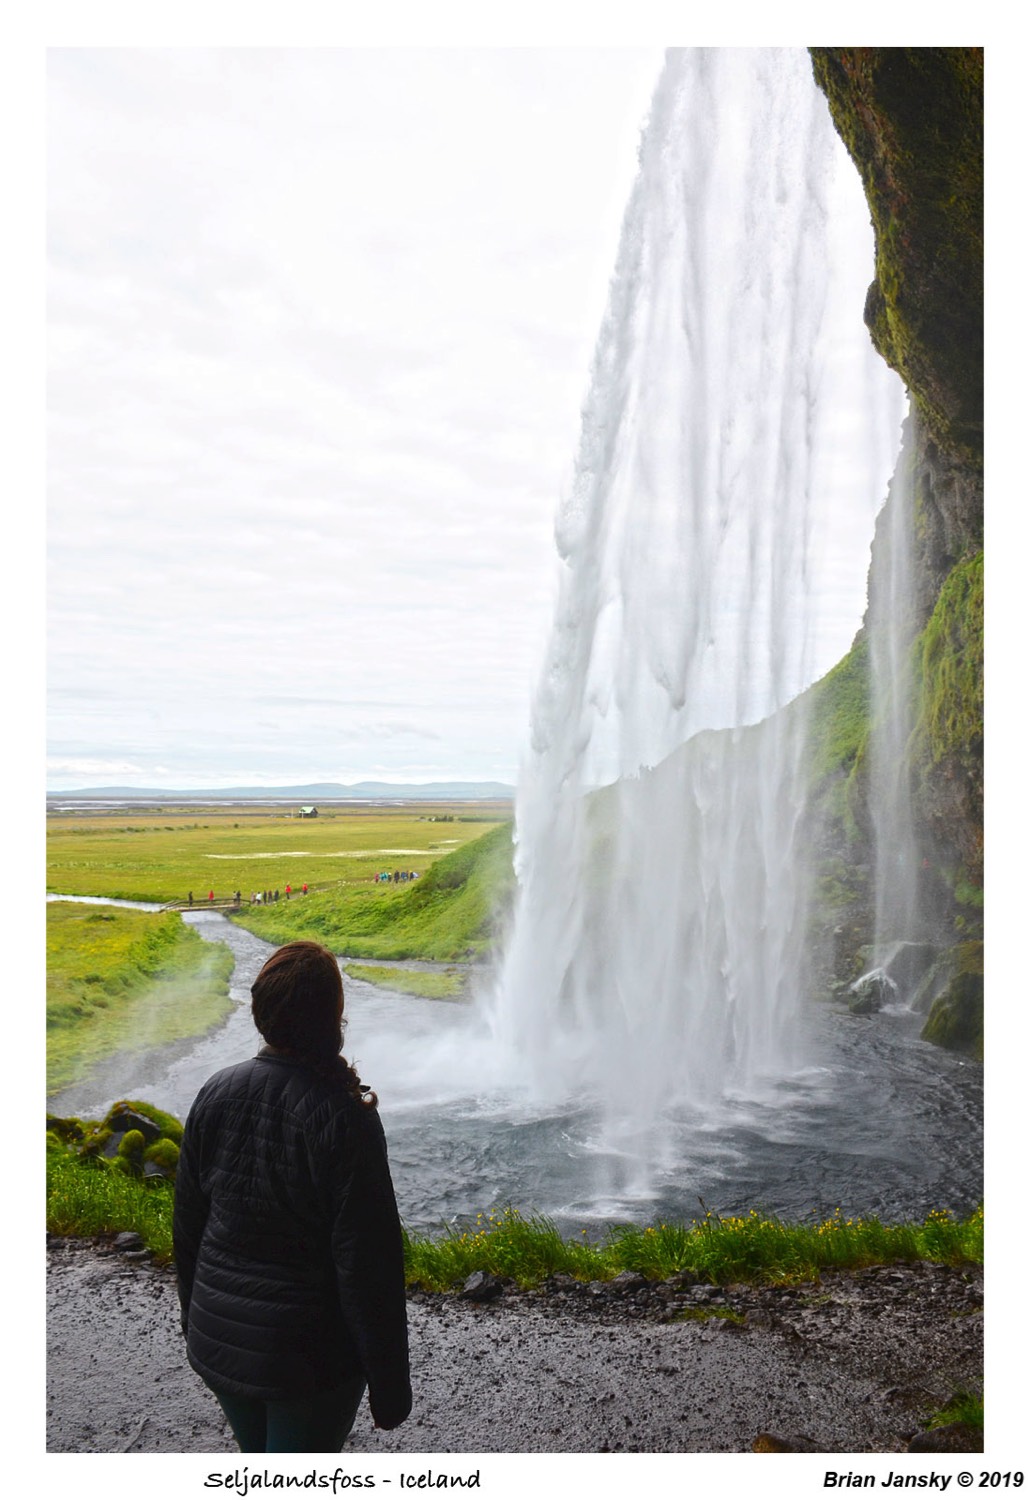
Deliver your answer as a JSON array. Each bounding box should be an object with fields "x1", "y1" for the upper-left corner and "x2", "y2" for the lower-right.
[
  {"x1": 47, "y1": 902, "x2": 235, "y2": 1094},
  {"x1": 231, "y1": 820, "x2": 514, "y2": 960},
  {"x1": 343, "y1": 963, "x2": 467, "y2": 1000},
  {"x1": 46, "y1": 803, "x2": 509, "y2": 905}
]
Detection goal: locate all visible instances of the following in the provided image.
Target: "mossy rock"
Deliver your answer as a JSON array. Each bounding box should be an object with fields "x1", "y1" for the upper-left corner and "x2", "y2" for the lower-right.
[
  {"x1": 116, "y1": 1128, "x2": 146, "y2": 1176},
  {"x1": 920, "y1": 940, "x2": 983, "y2": 1059},
  {"x1": 103, "y1": 1099, "x2": 183, "y2": 1145},
  {"x1": 910, "y1": 951, "x2": 955, "y2": 1016},
  {"x1": 52, "y1": 1100, "x2": 186, "y2": 1179},
  {"x1": 143, "y1": 1138, "x2": 180, "y2": 1179},
  {"x1": 45, "y1": 1114, "x2": 85, "y2": 1144},
  {"x1": 79, "y1": 1125, "x2": 113, "y2": 1159}
]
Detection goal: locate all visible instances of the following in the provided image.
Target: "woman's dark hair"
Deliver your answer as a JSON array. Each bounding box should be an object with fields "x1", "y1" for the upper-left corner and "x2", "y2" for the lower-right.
[{"x1": 251, "y1": 941, "x2": 376, "y2": 1105}]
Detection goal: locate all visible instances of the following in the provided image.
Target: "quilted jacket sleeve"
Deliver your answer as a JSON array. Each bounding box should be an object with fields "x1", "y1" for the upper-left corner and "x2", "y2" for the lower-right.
[
  {"x1": 327, "y1": 1103, "x2": 412, "y2": 1430},
  {"x1": 172, "y1": 1098, "x2": 211, "y2": 1338}
]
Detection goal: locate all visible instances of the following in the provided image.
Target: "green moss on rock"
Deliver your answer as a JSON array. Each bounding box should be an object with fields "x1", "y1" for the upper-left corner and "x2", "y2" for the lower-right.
[
  {"x1": 796, "y1": 634, "x2": 874, "y2": 926},
  {"x1": 804, "y1": 632, "x2": 871, "y2": 785},
  {"x1": 45, "y1": 1114, "x2": 85, "y2": 1145},
  {"x1": 51, "y1": 1099, "x2": 186, "y2": 1183},
  {"x1": 143, "y1": 1138, "x2": 181, "y2": 1177},
  {"x1": 915, "y1": 552, "x2": 983, "y2": 772},
  {"x1": 910, "y1": 551, "x2": 984, "y2": 893},
  {"x1": 810, "y1": 48, "x2": 983, "y2": 477},
  {"x1": 107, "y1": 1098, "x2": 184, "y2": 1145},
  {"x1": 117, "y1": 1129, "x2": 146, "y2": 1174},
  {"x1": 79, "y1": 1125, "x2": 113, "y2": 1159},
  {"x1": 920, "y1": 940, "x2": 983, "y2": 1059}
]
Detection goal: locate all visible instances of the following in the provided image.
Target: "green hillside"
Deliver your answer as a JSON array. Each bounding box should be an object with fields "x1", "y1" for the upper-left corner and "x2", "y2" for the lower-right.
[{"x1": 230, "y1": 821, "x2": 515, "y2": 961}]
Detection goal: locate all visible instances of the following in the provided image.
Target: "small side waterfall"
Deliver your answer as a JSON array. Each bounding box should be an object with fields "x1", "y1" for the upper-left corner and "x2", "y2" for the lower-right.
[
  {"x1": 486, "y1": 48, "x2": 903, "y2": 1173},
  {"x1": 867, "y1": 421, "x2": 924, "y2": 967}
]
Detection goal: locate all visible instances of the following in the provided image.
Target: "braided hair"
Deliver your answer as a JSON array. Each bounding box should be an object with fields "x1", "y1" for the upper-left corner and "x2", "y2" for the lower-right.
[{"x1": 250, "y1": 941, "x2": 377, "y2": 1106}]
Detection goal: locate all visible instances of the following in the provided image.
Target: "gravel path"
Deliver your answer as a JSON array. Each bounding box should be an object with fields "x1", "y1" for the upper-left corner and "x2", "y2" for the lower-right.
[{"x1": 46, "y1": 1236, "x2": 982, "y2": 1455}]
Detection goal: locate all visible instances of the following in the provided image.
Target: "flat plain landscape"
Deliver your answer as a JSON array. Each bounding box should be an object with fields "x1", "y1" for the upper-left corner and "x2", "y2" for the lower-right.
[{"x1": 46, "y1": 801, "x2": 509, "y2": 904}]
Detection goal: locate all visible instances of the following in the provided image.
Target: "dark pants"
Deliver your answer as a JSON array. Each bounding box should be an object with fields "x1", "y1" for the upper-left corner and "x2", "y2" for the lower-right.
[{"x1": 210, "y1": 1374, "x2": 367, "y2": 1453}]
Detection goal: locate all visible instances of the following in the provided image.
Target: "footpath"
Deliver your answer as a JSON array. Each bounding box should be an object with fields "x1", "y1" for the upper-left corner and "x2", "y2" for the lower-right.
[{"x1": 46, "y1": 1236, "x2": 982, "y2": 1455}]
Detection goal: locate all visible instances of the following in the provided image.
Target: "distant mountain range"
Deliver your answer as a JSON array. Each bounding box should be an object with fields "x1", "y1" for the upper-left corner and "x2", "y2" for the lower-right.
[{"x1": 47, "y1": 781, "x2": 516, "y2": 802}]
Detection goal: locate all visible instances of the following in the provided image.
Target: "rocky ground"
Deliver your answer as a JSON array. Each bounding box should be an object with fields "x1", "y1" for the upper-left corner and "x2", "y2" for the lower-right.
[{"x1": 46, "y1": 1234, "x2": 983, "y2": 1455}]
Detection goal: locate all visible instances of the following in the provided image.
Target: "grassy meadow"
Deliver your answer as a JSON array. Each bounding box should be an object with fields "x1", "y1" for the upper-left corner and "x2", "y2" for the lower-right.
[
  {"x1": 47, "y1": 800, "x2": 514, "y2": 963},
  {"x1": 231, "y1": 820, "x2": 514, "y2": 960},
  {"x1": 46, "y1": 801, "x2": 509, "y2": 906},
  {"x1": 47, "y1": 902, "x2": 235, "y2": 1094},
  {"x1": 343, "y1": 963, "x2": 467, "y2": 1000}
]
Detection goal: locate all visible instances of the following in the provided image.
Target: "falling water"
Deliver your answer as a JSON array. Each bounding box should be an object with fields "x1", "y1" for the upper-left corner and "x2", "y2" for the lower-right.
[
  {"x1": 487, "y1": 48, "x2": 903, "y2": 1173},
  {"x1": 867, "y1": 420, "x2": 924, "y2": 971}
]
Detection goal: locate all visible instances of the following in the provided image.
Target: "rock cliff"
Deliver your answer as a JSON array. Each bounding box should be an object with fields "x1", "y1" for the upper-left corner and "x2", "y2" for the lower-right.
[{"x1": 807, "y1": 48, "x2": 983, "y2": 1054}]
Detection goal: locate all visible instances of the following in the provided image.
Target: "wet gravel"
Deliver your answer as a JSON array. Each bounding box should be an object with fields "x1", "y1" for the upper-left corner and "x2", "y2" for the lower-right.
[{"x1": 46, "y1": 1235, "x2": 982, "y2": 1454}]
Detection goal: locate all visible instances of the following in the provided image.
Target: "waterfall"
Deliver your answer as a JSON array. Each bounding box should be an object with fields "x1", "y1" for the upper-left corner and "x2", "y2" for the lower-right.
[
  {"x1": 868, "y1": 418, "x2": 924, "y2": 970},
  {"x1": 485, "y1": 47, "x2": 904, "y2": 1170}
]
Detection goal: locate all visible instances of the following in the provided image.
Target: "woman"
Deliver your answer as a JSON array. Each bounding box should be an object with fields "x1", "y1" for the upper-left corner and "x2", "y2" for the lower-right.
[{"x1": 173, "y1": 941, "x2": 411, "y2": 1452}]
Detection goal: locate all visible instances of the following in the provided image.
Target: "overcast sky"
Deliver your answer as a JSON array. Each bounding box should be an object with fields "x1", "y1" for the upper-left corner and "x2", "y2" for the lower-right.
[{"x1": 47, "y1": 44, "x2": 893, "y2": 791}]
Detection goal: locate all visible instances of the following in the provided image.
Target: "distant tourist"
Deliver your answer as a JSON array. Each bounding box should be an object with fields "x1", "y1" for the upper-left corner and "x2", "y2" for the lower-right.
[
  {"x1": 302, "y1": 883, "x2": 308, "y2": 895},
  {"x1": 208, "y1": 890, "x2": 214, "y2": 903},
  {"x1": 285, "y1": 884, "x2": 291, "y2": 899},
  {"x1": 173, "y1": 942, "x2": 411, "y2": 1451},
  {"x1": 188, "y1": 891, "x2": 193, "y2": 907}
]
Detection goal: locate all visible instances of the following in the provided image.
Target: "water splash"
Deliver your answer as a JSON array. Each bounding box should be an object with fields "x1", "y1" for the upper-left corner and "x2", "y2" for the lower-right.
[{"x1": 487, "y1": 48, "x2": 902, "y2": 1165}]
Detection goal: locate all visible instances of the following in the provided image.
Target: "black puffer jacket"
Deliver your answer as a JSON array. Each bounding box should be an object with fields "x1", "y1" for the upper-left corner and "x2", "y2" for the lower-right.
[{"x1": 173, "y1": 1050, "x2": 411, "y2": 1429}]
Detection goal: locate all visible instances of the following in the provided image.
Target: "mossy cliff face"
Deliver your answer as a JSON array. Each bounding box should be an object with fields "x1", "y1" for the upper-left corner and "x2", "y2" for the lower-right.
[
  {"x1": 809, "y1": 49, "x2": 982, "y2": 492},
  {"x1": 811, "y1": 50, "x2": 982, "y2": 645},
  {"x1": 912, "y1": 549, "x2": 984, "y2": 894},
  {"x1": 805, "y1": 49, "x2": 982, "y2": 1052}
]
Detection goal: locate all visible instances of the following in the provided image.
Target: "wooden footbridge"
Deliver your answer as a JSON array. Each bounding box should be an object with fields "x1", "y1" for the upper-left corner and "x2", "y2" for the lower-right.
[{"x1": 163, "y1": 897, "x2": 244, "y2": 913}]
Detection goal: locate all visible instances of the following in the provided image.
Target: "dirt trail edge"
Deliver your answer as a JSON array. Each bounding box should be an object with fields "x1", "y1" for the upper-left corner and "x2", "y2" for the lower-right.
[{"x1": 46, "y1": 1237, "x2": 982, "y2": 1454}]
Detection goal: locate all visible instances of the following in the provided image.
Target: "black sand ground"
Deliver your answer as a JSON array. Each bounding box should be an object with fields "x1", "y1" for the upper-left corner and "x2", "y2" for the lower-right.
[{"x1": 46, "y1": 1236, "x2": 982, "y2": 1455}]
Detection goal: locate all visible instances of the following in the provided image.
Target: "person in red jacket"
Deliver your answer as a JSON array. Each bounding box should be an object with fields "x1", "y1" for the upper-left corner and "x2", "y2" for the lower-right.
[{"x1": 173, "y1": 941, "x2": 411, "y2": 1451}]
